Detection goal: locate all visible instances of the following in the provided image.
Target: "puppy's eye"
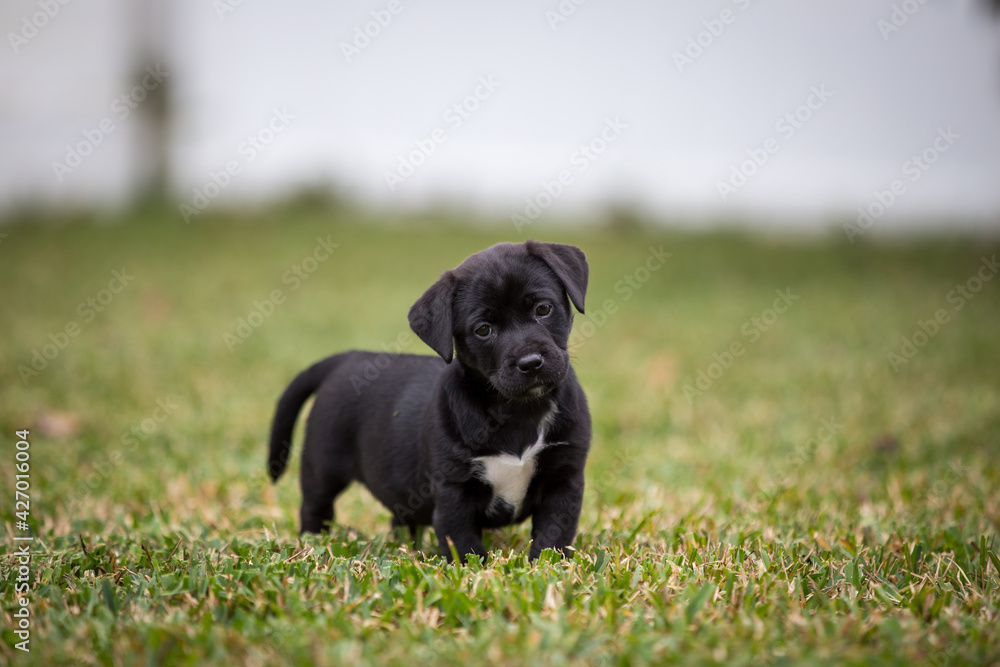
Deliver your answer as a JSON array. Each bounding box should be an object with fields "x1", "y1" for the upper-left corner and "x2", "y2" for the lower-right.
[
  {"x1": 535, "y1": 304, "x2": 552, "y2": 317},
  {"x1": 474, "y1": 324, "x2": 493, "y2": 338}
]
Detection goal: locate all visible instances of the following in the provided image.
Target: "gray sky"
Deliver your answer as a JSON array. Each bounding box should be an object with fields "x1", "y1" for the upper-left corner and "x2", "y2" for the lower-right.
[{"x1": 2, "y1": 0, "x2": 999, "y2": 231}]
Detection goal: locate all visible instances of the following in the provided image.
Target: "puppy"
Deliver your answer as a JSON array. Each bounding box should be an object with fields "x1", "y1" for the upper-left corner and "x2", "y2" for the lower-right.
[{"x1": 267, "y1": 240, "x2": 592, "y2": 562}]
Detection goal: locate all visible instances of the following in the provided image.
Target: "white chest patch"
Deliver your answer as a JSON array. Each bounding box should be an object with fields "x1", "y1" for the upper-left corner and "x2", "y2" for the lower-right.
[{"x1": 473, "y1": 405, "x2": 563, "y2": 517}]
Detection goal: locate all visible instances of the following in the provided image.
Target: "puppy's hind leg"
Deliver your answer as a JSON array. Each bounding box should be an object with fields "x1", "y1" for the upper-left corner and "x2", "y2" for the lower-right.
[
  {"x1": 299, "y1": 434, "x2": 353, "y2": 534},
  {"x1": 299, "y1": 473, "x2": 351, "y2": 534}
]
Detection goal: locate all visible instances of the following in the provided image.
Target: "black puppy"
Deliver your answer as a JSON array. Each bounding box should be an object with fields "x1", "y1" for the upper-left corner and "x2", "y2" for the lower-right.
[{"x1": 267, "y1": 240, "x2": 592, "y2": 562}]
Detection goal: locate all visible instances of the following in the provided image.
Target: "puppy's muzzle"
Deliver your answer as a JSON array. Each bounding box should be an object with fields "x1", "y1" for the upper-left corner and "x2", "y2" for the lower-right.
[{"x1": 492, "y1": 346, "x2": 569, "y2": 400}]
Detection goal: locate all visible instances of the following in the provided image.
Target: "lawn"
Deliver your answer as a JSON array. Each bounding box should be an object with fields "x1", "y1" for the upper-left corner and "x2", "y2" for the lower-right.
[{"x1": 1, "y1": 203, "x2": 998, "y2": 665}]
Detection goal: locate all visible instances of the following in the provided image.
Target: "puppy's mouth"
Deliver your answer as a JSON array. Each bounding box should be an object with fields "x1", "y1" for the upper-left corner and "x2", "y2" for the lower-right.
[
  {"x1": 494, "y1": 382, "x2": 553, "y2": 401},
  {"x1": 489, "y1": 372, "x2": 564, "y2": 402}
]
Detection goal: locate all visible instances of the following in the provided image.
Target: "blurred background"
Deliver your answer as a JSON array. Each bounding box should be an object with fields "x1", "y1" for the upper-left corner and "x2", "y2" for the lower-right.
[
  {"x1": 2, "y1": 0, "x2": 999, "y2": 230},
  {"x1": 3, "y1": 3, "x2": 1000, "y2": 663}
]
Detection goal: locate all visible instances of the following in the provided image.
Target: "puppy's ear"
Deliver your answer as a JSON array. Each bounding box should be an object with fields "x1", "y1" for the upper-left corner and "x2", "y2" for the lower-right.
[
  {"x1": 408, "y1": 271, "x2": 456, "y2": 363},
  {"x1": 526, "y1": 241, "x2": 589, "y2": 314}
]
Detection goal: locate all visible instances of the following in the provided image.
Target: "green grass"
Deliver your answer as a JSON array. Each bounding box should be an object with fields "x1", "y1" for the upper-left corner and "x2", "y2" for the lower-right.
[{"x1": 1, "y1": 205, "x2": 998, "y2": 665}]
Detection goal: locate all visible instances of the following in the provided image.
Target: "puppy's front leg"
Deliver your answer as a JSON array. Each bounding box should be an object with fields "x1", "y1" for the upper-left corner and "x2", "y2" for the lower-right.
[
  {"x1": 432, "y1": 486, "x2": 486, "y2": 563},
  {"x1": 529, "y1": 473, "x2": 584, "y2": 560}
]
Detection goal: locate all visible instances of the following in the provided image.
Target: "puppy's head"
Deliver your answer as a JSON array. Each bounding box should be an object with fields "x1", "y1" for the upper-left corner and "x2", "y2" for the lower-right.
[{"x1": 409, "y1": 240, "x2": 588, "y2": 401}]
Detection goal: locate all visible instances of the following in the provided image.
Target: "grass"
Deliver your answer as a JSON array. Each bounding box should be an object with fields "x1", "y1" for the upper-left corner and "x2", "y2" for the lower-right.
[{"x1": 0, "y1": 204, "x2": 998, "y2": 665}]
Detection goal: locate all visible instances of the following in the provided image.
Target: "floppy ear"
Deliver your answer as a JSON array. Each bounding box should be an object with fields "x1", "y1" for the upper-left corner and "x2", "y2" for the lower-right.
[
  {"x1": 526, "y1": 240, "x2": 589, "y2": 313},
  {"x1": 408, "y1": 271, "x2": 456, "y2": 363}
]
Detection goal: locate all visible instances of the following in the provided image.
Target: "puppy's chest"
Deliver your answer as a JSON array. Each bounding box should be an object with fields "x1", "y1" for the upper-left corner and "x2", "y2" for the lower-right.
[{"x1": 472, "y1": 409, "x2": 562, "y2": 518}]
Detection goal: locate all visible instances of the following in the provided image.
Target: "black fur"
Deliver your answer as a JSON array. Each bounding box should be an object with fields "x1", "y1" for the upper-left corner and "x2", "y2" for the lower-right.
[{"x1": 267, "y1": 241, "x2": 592, "y2": 562}]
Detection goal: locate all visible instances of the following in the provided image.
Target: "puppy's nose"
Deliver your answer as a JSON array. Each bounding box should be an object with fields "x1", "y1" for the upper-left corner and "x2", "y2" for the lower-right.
[{"x1": 516, "y1": 353, "x2": 544, "y2": 374}]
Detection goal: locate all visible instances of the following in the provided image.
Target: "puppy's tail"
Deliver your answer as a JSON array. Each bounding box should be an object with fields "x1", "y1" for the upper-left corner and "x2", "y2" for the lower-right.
[{"x1": 267, "y1": 356, "x2": 340, "y2": 482}]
